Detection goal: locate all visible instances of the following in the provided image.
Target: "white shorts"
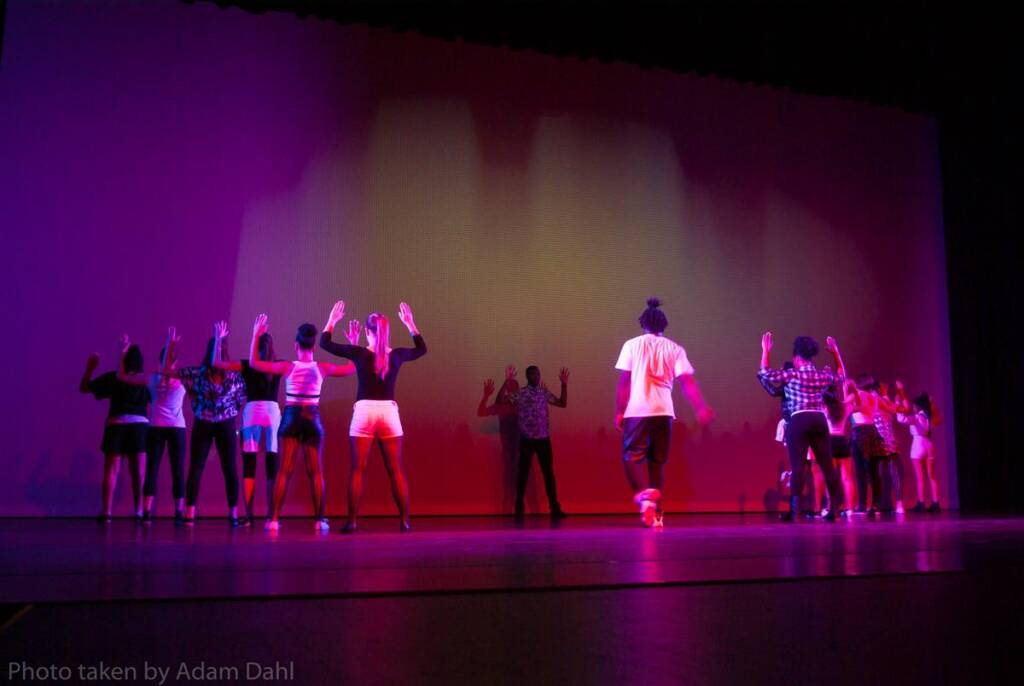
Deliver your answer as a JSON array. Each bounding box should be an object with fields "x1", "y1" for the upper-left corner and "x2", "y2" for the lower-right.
[
  {"x1": 349, "y1": 400, "x2": 403, "y2": 439},
  {"x1": 240, "y1": 401, "x2": 281, "y2": 453}
]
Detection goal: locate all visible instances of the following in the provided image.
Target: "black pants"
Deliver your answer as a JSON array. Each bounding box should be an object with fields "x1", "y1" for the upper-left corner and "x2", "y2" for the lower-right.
[
  {"x1": 852, "y1": 426, "x2": 890, "y2": 510},
  {"x1": 143, "y1": 427, "x2": 186, "y2": 499},
  {"x1": 787, "y1": 412, "x2": 839, "y2": 510},
  {"x1": 516, "y1": 437, "x2": 561, "y2": 512},
  {"x1": 186, "y1": 419, "x2": 239, "y2": 507}
]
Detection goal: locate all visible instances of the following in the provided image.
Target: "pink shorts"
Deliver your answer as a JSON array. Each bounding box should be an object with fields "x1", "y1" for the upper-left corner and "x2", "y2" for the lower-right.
[{"x1": 349, "y1": 400, "x2": 404, "y2": 438}]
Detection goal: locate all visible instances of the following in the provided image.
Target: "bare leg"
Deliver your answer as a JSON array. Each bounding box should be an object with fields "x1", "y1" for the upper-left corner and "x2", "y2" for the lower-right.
[
  {"x1": 913, "y1": 459, "x2": 927, "y2": 504},
  {"x1": 270, "y1": 438, "x2": 300, "y2": 522},
  {"x1": 647, "y1": 461, "x2": 665, "y2": 514},
  {"x1": 346, "y1": 436, "x2": 374, "y2": 530},
  {"x1": 380, "y1": 437, "x2": 411, "y2": 530},
  {"x1": 926, "y1": 455, "x2": 940, "y2": 504},
  {"x1": 303, "y1": 442, "x2": 326, "y2": 521},
  {"x1": 840, "y1": 459, "x2": 855, "y2": 512}
]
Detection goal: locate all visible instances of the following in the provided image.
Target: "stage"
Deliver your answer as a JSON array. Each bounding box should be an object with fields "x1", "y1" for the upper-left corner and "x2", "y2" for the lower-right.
[{"x1": 2, "y1": 514, "x2": 1022, "y2": 684}]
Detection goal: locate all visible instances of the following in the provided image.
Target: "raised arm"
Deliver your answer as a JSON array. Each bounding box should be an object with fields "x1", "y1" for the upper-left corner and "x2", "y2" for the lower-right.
[
  {"x1": 320, "y1": 300, "x2": 363, "y2": 359},
  {"x1": 320, "y1": 360, "x2": 357, "y2": 378},
  {"x1": 891, "y1": 380, "x2": 913, "y2": 414},
  {"x1": 247, "y1": 314, "x2": 291, "y2": 375},
  {"x1": 396, "y1": 302, "x2": 427, "y2": 359},
  {"x1": 211, "y1": 321, "x2": 242, "y2": 373},
  {"x1": 548, "y1": 367, "x2": 569, "y2": 408},
  {"x1": 80, "y1": 353, "x2": 101, "y2": 393},
  {"x1": 825, "y1": 336, "x2": 846, "y2": 379},
  {"x1": 479, "y1": 378, "x2": 517, "y2": 417},
  {"x1": 757, "y1": 331, "x2": 788, "y2": 384}
]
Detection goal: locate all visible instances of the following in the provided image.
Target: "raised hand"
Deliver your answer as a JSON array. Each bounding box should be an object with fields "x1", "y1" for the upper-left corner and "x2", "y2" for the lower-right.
[
  {"x1": 86, "y1": 352, "x2": 101, "y2": 371},
  {"x1": 398, "y1": 302, "x2": 416, "y2": 330},
  {"x1": 761, "y1": 331, "x2": 773, "y2": 352},
  {"x1": 346, "y1": 319, "x2": 361, "y2": 345},
  {"x1": 825, "y1": 336, "x2": 838, "y2": 353},
  {"x1": 505, "y1": 364, "x2": 517, "y2": 381},
  {"x1": 215, "y1": 320, "x2": 230, "y2": 340},
  {"x1": 166, "y1": 326, "x2": 181, "y2": 349},
  {"x1": 327, "y1": 300, "x2": 346, "y2": 328},
  {"x1": 484, "y1": 379, "x2": 495, "y2": 396},
  {"x1": 252, "y1": 314, "x2": 268, "y2": 338},
  {"x1": 559, "y1": 367, "x2": 570, "y2": 384},
  {"x1": 118, "y1": 334, "x2": 131, "y2": 354}
]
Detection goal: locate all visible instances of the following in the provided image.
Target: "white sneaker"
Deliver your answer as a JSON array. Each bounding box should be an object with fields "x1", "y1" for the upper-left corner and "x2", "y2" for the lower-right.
[
  {"x1": 653, "y1": 515, "x2": 665, "y2": 529},
  {"x1": 264, "y1": 520, "x2": 280, "y2": 532},
  {"x1": 315, "y1": 518, "x2": 330, "y2": 532},
  {"x1": 895, "y1": 503, "x2": 906, "y2": 515}
]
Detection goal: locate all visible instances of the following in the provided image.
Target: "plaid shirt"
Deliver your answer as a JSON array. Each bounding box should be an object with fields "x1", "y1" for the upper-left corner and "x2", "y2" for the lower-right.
[
  {"x1": 758, "y1": 374, "x2": 793, "y2": 420},
  {"x1": 177, "y1": 366, "x2": 247, "y2": 422},
  {"x1": 758, "y1": 365, "x2": 842, "y2": 415}
]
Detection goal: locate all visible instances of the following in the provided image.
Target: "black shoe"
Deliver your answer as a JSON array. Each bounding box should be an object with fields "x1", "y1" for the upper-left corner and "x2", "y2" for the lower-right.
[
  {"x1": 399, "y1": 520, "x2": 412, "y2": 533},
  {"x1": 910, "y1": 502, "x2": 926, "y2": 514},
  {"x1": 513, "y1": 509, "x2": 525, "y2": 523},
  {"x1": 341, "y1": 521, "x2": 358, "y2": 534},
  {"x1": 96, "y1": 513, "x2": 112, "y2": 524},
  {"x1": 141, "y1": 510, "x2": 154, "y2": 524},
  {"x1": 926, "y1": 502, "x2": 941, "y2": 513},
  {"x1": 550, "y1": 508, "x2": 568, "y2": 521},
  {"x1": 182, "y1": 516, "x2": 195, "y2": 527},
  {"x1": 229, "y1": 516, "x2": 248, "y2": 528},
  {"x1": 174, "y1": 511, "x2": 185, "y2": 526},
  {"x1": 822, "y1": 509, "x2": 837, "y2": 522}
]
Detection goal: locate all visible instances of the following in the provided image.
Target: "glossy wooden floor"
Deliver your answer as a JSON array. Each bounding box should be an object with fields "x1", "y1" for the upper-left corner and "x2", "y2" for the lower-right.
[
  {"x1": 2, "y1": 513, "x2": 1023, "y2": 603},
  {"x1": 2, "y1": 514, "x2": 1022, "y2": 685}
]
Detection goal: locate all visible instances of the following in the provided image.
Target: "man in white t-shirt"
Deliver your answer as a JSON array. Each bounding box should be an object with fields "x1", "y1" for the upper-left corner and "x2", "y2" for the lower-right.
[{"x1": 614, "y1": 298, "x2": 714, "y2": 527}]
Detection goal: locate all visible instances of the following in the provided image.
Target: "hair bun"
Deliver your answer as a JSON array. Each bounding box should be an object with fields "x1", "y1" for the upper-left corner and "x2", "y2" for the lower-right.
[{"x1": 646, "y1": 297, "x2": 662, "y2": 309}]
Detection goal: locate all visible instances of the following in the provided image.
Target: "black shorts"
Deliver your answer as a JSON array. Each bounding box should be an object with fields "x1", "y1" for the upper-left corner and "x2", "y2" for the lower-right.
[
  {"x1": 852, "y1": 424, "x2": 887, "y2": 458},
  {"x1": 830, "y1": 435, "x2": 851, "y2": 459},
  {"x1": 101, "y1": 423, "x2": 148, "y2": 455},
  {"x1": 278, "y1": 405, "x2": 324, "y2": 447},
  {"x1": 622, "y1": 416, "x2": 672, "y2": 465}
]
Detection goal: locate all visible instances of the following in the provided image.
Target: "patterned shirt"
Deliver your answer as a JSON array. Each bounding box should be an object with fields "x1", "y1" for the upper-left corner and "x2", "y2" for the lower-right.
[
  {"x1": 758, "y1": 365, "x2": 842, "y2": 415},
  {"x1": 874, "y1": 410, "x2": 898, "y2": 454},
  {"x1": 758, "y1": 374, "x2": 793, "y2": 421},
  {"x1": 507, "y1": 385, "x2": 560, "y2": 439},
  {"x1": 177, "y1": 366, "x2": 247, "y2": 422}
]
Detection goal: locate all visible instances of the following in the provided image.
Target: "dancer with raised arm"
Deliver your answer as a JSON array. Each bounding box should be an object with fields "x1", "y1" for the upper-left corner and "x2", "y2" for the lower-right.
[
  {"x1": 211, "y1": 320, "x2": 283, "y2": 527},
  {"x1": 615, "y1": 298, "x2": 714, "y2": 528},
  {"x1": 246, "y1": 315, "x2": 356, "y2": 532},
  {"x1": 80, "y1": 336, "x2": 151, "y2": 522},
  {"x1": 321, "y1": 300, "x2": 427, "y2": 532},
  {"x1": 900, "y1": 392, "x2": 942, "y2": 513},
  {"x1": 501, "y1": 365, "x2": 570, "y2": 522},
  {"x1": 758, "y1": 332, "x2": 846, "y2": 522}
]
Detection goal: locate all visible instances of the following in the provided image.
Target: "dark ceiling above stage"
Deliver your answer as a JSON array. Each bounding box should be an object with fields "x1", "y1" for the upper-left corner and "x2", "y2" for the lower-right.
[{"x1": 190, "y1": 0, "x2": 1015, "y2": 117}]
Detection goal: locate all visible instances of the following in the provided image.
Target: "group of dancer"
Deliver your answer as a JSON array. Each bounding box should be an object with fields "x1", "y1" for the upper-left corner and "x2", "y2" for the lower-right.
[
  {"x1": 81, "y1": 295, "x2": 940, "y2": 530},
  {"x1": 758, "y1": 332, "x2": 942, "y2": 521},
  {"x1": 80, "y1": 300, "x2": 426, "y2": 531}
]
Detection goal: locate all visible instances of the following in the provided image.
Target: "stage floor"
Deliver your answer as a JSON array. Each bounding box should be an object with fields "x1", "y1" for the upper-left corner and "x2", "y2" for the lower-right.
[
  {"x1": 2, "y1": 514, "x2": 1023, "y2": 685},
  {"x1": 2, "y1": 513, "x2": 1023, "y2": 604}
]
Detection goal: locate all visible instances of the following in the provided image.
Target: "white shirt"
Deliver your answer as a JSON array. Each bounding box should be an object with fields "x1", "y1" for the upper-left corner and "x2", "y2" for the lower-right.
[
  {"x1": 615, "y1": 334, "x2": 694, "y2": 418},
  {"x1": 148, "y1": 373, "x2": 186, "y2": 428},
  {"x1": 897, "y1": 410, "x2": 931, "y2": 439}
]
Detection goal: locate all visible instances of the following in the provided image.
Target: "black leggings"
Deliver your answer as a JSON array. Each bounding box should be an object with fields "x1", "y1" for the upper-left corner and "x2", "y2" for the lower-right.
[
  {"x1": 852, "y1": 426, "x2": 890, "y2": 510},
  {"x1": 143, "y1": 427, "x2": 186, "y2": 499},
  {"x1": 787, "y1": 412, "x2": 839, "y2": 507},
  {"x1": 242, "y1": 451, "x2": 279, "y2": 481},
  {"x1": 186, "y1": 419, "x2": 239, "y2": 507},
  {"x1": 516, "y1": 437, "x2": 561, "y2": 511}
]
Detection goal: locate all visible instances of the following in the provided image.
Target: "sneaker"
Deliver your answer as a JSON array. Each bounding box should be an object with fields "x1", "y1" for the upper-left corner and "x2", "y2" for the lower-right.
[
  {"x1": 550, "y1": 508, "x2": 568, "y2": 521},
  {"x1": 895, "y1": 504, "x2": 906, "y2": 515},
  {"x1": 340, "y1": 521, "x2": 358, "y2": 534},
  {"x1": 264, "y1": 520, "x2": 280, "y2": 532},
  {"x1": 141, "y1": 510, "x2": 154, "y2": 524},
  {"x1": 229, "y1": 516, "x2": 248, "y2": 528},
  {"x1": 926, "y1": 502, "x2": 941, "y2": 513},
  {"x1": 315, "y1": 519, "x2": 330, "y2": 532},
  {"x1": 174, "y1": 511, "x2": 185, "y2": 526},
  {"x1": 910, "y1": 502, "x2": 926, "y2": 514},
  {"x1": 182, "y1": 517, "x2": 195, "y2": 527},
  {"x1": 653, "y1": 515, "x2": 665, "y2": 529},
  {"x1": 96, "y1": 513, "x2": 112, "y2": 524},
  {"x1": 640, "y1": 500, "x2": 657, "y2": 527}
]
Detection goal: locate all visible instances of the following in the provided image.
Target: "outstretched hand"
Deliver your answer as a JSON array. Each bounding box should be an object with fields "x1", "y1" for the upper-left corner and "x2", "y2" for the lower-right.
[
  {"x1": 215, "y1": 320, "x2": 230, "y2": 340},
  {"x1": 484, "y1": 379, "x2": 495, "y2": 396},
  {"x1": 825, "y1": 336, "x2": 838, "y2": 354},
  {"x1": 252, "y1": 314, "x2": 268, "y2": 338},
  {"x1": 505, "y1": 364, "x2": 517, "y2": 381},
  {"x1": 761, "y1": 331, "x2": 773, "y2": 353},
  {"x1": 86, "y1": 352, "x2": 101, "y2": 370},
  {"x1": 118, "y1": 334, "x2": 130, "y2": 354},
  {"x1": 327, "y1": 300, "x2": 346, "y2": 328},
  {"x1": 346, "y1": 319, "x2": 361, "y2": 345},
  {"x1": 398, "y1": 302, "x2": 416, "y2": 330},
  {"x1": 696, "y1": 405, "x2": 716, "y2": 426},
  {"x1": 559, "y1": 367, "x2": 570, "y2": 384},
  {"x1": 165, "y1": 326, "x2": 181, "y2": 349}
]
